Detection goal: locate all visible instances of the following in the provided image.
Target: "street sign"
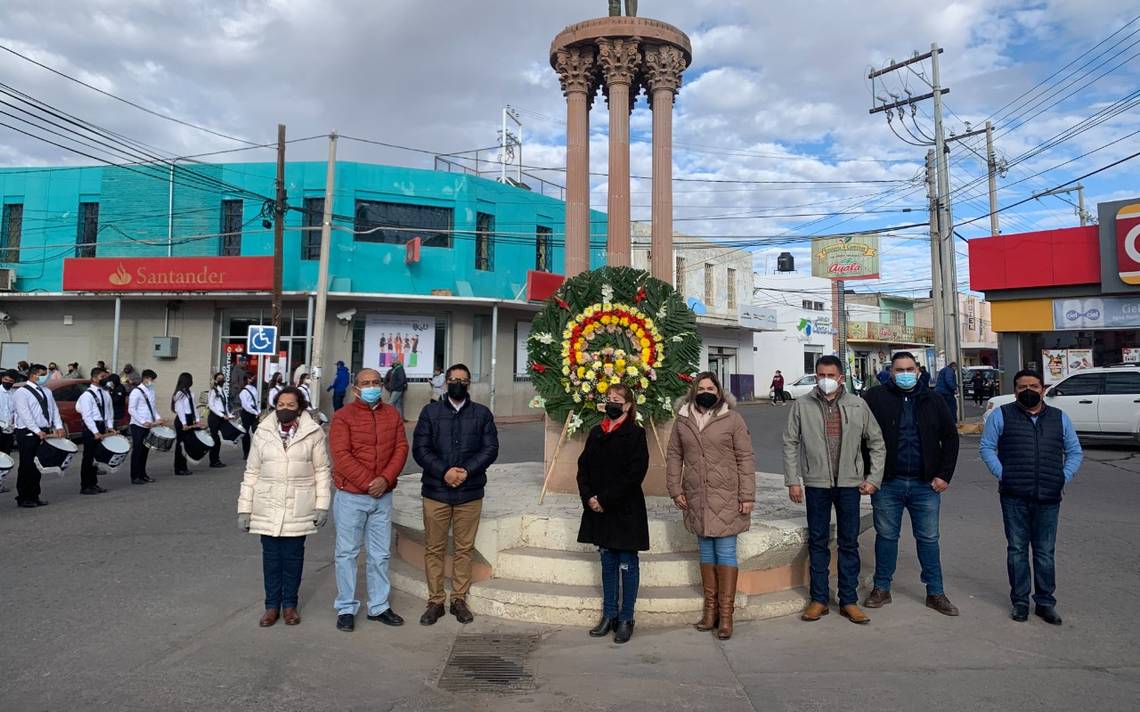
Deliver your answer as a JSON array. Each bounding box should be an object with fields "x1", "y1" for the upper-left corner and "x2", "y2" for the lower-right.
[{"x1": 247, "y1": 325, "x2": 278, "y2": 356}]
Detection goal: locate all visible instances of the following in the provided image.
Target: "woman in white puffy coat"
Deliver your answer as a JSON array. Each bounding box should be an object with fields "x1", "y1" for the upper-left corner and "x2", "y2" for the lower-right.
[{"x1": 237, "y1": 386, "x2": 331, "y2": 627}]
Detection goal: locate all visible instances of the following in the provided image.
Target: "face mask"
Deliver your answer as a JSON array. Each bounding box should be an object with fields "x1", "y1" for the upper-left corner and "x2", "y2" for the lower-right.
[
  {"x1": 1, "y1": 382, "x2": 11, "y2": 390},
  {"x1": 818, "y1": 377, "x2": 840, "y2": 395},
  {"x1": 36, "y1": 375, "x2": 49, "y2": 385},
  {"x1": 358, "y1": 386, "x2": 383, "y2": 404},
  {"x1": 604, "y1": 402, "x2": 625, "y2": 419},
  {"x1": 448, "y1": 382, "x2": 469, "y2": 401},
  {"x1": 894, "y1": 372, "x2": 918, "y2": 390},
  {"x1": 276, "y1": 408, "x2": 299, "y2": 424},
  {"x1": 215, "y1": 379, "x2": 224, "y2": 386},
  {"x1": 1016, "y1": 389, "x2": 1042, "y2": 410},
  {"x1": 695, "y1": 392, "x2": 718, "y2": 409}
]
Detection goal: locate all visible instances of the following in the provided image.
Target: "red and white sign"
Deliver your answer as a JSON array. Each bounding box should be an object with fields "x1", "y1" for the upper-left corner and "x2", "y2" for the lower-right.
[
  {"x1": 1117, "y1": 203, "x2": 1140, "y2": 286},
  {"x1": 63, "y1": 257, "x2": 274, "y2": 292}
]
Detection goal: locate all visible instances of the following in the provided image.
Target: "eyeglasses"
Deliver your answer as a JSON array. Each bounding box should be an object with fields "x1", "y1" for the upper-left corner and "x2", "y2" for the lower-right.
[{"x1": 447, "y1": 378, "x2": 471, "y2": 385}]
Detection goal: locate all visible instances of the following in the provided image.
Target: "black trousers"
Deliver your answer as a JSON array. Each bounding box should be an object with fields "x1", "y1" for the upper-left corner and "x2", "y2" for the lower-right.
[
  {"x1": 80, "y1": 429, "x2": 101, "y2": 490},
  {"x1": 206, "y1": 413, "x2": 224, "y2": 465},
  {"x1": 174, "y1": 420, "x2": 189, "y2": 474},
  {"x1": 240, "y1": 411, "x2": 258, "y2": 460},
  {"x1": 15, "y1": 428, "x2": 42, "y2": 503},
  {"x1": 130, "y1": 424, "x2": 150, "y2": 481},
  {"x1": 0, "y1": 430, "x2": 14, "y2": 455}
]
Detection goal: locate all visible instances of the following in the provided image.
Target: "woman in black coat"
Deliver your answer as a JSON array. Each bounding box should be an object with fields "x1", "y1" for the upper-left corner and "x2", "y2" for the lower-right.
[{"x1": 576, "y1": 383, "x2": 650, "y2": 644}]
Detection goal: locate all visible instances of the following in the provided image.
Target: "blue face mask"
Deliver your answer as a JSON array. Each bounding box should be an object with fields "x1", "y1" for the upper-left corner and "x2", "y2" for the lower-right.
[
  {"x1": 36, "y1": 375, "x2": 49, "y2": 385},
  {"x1": 894, "y1": 372, "x2": 918, "y2": 390},
  {"x1": 358, "y1": 386, "x2": 383, "y2": 404}
]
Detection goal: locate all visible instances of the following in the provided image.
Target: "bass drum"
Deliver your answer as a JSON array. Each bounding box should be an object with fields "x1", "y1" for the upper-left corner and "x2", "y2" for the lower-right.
[
  {"x1": 183, "y1": 429, "x2": 216, "y2": 463},
  {"x1": 35, "y1": 437, "x2": 79, "y2": 476},
  {"x1": 0, "y1": 451, "x2": 13, "y2": 479},
  {"x1": 218, "y1": 418, "x2": 245, "y2": 445},
  {"x1": 144, "y1": 425, "x2": 177, "y2": 452},
  {"x1": 94, "y1": 433, "x2": 131, "y2": 475}
]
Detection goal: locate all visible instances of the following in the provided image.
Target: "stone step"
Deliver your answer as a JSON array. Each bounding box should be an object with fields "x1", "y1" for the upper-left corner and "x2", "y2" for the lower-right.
[{"x1": 495, "y1": 547, "x2": 702, "y2": 588}]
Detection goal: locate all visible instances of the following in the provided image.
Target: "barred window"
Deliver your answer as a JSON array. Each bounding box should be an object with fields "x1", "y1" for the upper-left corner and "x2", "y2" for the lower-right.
[
  {"x1": 301, "y1": 197, "x2": 324, "y2": 260},
  {"x1": 219, "y1": 199, "x2": 243, "y2": 256},
  {"x1": 535, "y1": 225, "x2": 552, "y2": 272},
  {"x1": 76, "y1": 202, "x2": 99, "y2": 258},
  {"x1": 353, "y1": 200, "x2": 452, "y2": 247},
  {"x1": 475, "y1": 212, "x2": 494, "y2": 271},
  {"x1": 0, "y1": 203, "x2": 21, "y2": 263}
]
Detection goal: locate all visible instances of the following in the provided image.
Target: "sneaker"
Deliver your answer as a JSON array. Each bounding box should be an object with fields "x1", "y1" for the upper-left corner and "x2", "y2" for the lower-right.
[{"x1": 336, "y1": 613, "x2": 355, "y2": 632}]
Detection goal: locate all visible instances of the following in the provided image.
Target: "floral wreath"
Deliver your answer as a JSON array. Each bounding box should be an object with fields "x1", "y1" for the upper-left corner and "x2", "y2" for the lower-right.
[{"x1": 526, "y1": 266, "x2": 701, "y2": 435}]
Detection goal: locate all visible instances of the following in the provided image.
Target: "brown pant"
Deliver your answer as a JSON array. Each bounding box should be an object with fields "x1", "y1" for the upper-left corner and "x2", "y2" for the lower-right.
[{"x1": 422, "y1": 498, "x2": 483, "y2": 604}]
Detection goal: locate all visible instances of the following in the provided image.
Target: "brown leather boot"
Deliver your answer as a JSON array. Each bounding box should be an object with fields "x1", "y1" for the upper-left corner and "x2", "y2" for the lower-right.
[
  {"x1": 715, "y1": 565, "x2": 738, "y2": 640},
  {"x1": 801, "y1": 601, "x2": 829, "y2": 621},
  {"x1": 282, "y1": 607, "x2": 301, "y2": 625},
  {"x1": 695, "y1": 563, "x2": 718, "y2": 631},
  {"x1": 259, "y1": 608, "x2": 279, "y2": 627},
  {"x1": 840, "y1": 604, "x2": 871, "y2": 624}
]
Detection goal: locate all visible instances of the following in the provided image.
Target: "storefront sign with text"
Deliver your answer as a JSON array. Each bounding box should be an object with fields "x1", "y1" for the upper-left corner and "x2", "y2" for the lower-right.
[{"x1": 63, "y1": 257, "x2": 274, "y2": 292}]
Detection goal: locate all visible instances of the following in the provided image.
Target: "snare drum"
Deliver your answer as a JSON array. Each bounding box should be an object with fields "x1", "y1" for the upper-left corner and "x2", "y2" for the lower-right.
[
  {"x1": 144, "y1": 425, "x2": 177, "y2": 452},
  {"x1": 0, "y1": 451, "x2": 13, "y2": 479},
  {"x1": 94, "y1": 433, "x2": 131, "y2": 474},
  {"x1": 218, "y1": 418, "x2": 245, "y2": 445},
  {"x1": 35, "y1": 437, "x2": 79, "y2": 476},
  {"x1": 183, "y1": 429, "x2": 215, "y2": 463}
]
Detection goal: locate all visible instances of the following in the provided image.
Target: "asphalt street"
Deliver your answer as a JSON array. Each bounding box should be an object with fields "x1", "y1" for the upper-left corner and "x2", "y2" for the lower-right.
[{"x1": 1, "y1": 401, "x2": 1138, "y2": 711}]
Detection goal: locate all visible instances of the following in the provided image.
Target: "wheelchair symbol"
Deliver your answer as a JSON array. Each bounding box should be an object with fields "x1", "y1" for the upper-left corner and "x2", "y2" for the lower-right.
[{"x1": 248, "y1": 327, "x2": 276, "y2": 354}]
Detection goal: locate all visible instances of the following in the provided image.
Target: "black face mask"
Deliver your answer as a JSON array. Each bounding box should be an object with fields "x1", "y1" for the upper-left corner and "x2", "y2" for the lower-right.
[
  {"x1": 1, "y1": 382, "x2": 11, "y2": 390},
  {"x1": 604, "y1": 402, "x2": 625, "y2": 419},
  {"x1": 276, "y1": 409, "x2": 299, "y2": 424},
  {"x1": 215, "y1": 380, "x2": 225, "y2": 387},
  {"x1": 1016, "y1": 389, "x2": 1042, "y2": 410},
  {"x1": 447, "y1": 382, "x2": 468, "y2": 401},
  {"x1": 695, "y1": 392, "x2": 718, "y2": 410}
]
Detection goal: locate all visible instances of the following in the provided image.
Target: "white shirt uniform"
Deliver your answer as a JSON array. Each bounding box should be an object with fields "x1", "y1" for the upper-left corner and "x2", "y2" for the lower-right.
[
  {"x1": 269, "y1": 385, "x2": 283, "y2": 408},
  {"x1": 173, "y1": 391, "x2": 199, "y2": 427},
  {"x1": 239, "y1": 384, "x2": 260, "y2": 416},
  {"x1": 207, "y1": 385, "x2": 231, "y2": 419},
  {"x1": 129, "y1": 385, "x2": 160, "y2": 428},
  {"x1": 14, "y1": 381, "x2": 64, "y2": 433},
  {"x1": 78, "y1": 384, "x2": 114, "y2": 435},
  {"x1": 298, "y1": 384, "x2": 312, "y2": 406},
  {"x1": 0, "y1": 387, "x2": 13, "y2": 431}
]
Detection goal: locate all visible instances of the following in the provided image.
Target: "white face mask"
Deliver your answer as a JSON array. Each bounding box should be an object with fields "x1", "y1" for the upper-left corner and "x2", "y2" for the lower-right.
[{"x1": 818, "y1": 377, "x2": 841, "y2": 395}]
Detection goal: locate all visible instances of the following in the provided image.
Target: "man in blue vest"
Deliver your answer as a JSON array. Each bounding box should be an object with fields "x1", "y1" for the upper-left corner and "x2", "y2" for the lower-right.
[{"x1": 980, "y1": 368, "x2": 1083, "y2": 625}]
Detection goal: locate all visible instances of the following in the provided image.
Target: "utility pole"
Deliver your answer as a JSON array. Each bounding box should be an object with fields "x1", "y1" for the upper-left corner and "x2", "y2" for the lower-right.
[
  {"x1": 272, "y1": 123, "x2": 286, "y2": 337},
  {"x1": 1077, "y1": 183, "x2": 1088, "y2": 226},
  {"x1": 925, "y1": 149, "x2": 945, "y2": 361},
  {"x1": 308, "y1": 132, "x2": 338, "y2": 412},
  {"x1": 985, "y1": 121, "x2": 999, "y2": 236},
  {"x1": 836, "y1": 280, "x2": 848, "y2": 369}
]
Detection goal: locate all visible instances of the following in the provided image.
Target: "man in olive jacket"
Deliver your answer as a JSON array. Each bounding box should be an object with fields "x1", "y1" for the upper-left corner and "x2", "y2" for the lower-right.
[
  {"x1": 412, "y1": 363, "x2": 499, "y2": 626},
  {"x1": 783, "y1": 355, "x2": 886, "y2": 625}
]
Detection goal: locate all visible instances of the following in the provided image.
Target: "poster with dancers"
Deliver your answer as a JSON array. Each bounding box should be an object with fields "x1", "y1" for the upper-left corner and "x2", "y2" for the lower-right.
[{"x1": 363, "y1": 315, "x2": 435, "y2": 379}]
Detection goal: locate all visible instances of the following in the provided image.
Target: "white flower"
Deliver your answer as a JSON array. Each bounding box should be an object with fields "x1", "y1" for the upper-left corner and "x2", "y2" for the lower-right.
[
  {"x1": 671, "y1": 335, "x2": 683, "y2": 342},
  {"x1": 601, "y1": 284, "x2": 614, "y2": 304},
  {"x1": 528, "y1": 395, "x2": 547, "y2": 410},
  {"x1": 567, "y1": 412, "x2": 584, "y2": 435},
  {"x1": 529, "y1": 331, "x2": 555, "y2": 345},
  {"x1": 657, "y1": 304, "x2": 668, "y2": 320}
]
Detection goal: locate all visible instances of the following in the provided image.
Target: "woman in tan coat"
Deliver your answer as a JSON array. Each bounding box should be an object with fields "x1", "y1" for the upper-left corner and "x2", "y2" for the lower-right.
[
  {"x1": 666, "y1": 372, "x2": 756, "y2": 639},
  {"x1": 237, "y1": 387, "x2": 332, "y2": 627}
]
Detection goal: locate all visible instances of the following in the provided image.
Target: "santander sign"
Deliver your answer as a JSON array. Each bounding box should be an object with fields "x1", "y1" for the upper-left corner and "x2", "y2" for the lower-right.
[{"x1": 63, "y1": 257, "x2": 273, "y2": 292}]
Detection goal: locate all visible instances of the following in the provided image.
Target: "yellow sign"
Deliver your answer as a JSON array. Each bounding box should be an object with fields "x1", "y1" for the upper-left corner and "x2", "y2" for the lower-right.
[{"x1": 811, "y1": 235, "x2": 880, "y2": 280}]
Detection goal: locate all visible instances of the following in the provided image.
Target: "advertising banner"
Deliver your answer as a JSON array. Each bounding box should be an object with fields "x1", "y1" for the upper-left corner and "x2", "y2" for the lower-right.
[
  {"x1": 1123, "y1": 347, "x2": 1140, "y2": 364},
  {"x1": 62, "y1": 257, "x2": 273, "y2": 292},
  {"x1": 1066, "y1": 349, "x2": 1094, "y2": 374},
  {"x1": 811, "y1": 235, "x2": 880, "y2": 281},
  {"x1": 1051, "y1": 296, "x2": 1140, "y2": 330},
  {"x1": 1042, "y1": 349, "x2": 1069, "y2": 385},
  {"x1": 362, "y1": 315, "x2": 435, "y2": 378}
]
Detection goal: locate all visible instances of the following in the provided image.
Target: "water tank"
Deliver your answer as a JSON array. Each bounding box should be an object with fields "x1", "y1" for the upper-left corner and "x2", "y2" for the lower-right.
[{"x1": 776, "y1": 252, "x2": 795, "y2": 272}]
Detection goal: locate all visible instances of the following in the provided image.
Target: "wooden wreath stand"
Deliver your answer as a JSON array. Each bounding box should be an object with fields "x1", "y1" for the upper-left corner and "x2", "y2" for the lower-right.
[{"x1": 540, "y1": 412, "x2": 674, "y2": 502}]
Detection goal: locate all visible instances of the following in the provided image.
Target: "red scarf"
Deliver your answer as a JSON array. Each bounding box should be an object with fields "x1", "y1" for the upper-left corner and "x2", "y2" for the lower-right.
[{"x1": 601, "y1": 414, "x2": 627, "y2": 434}]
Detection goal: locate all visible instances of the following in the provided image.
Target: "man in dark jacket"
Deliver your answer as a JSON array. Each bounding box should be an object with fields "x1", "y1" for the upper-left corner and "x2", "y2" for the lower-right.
[
  {"x1": 862, "y1": 352, "x2": 960, "y2": 616},
  {"x1": 936, "y1": 362, "x2": 959, "y2": 423},
  {"x1": 412, "y1": 363, "x2": 498, "y2": 626},
  {"x1": 980, "y1": 368, "x2": 1082, "y2": 625},
  {"x1": 384, "y1": 360, "x2": 408, "y2": 419},
  {"x1": 327, "y1": 360, "x2": 350, "y2": 410}
]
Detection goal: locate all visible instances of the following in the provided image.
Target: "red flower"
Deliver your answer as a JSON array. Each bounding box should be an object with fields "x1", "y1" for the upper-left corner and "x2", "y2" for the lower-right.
[
  {"x1": 531, "y1": 363, "x2": 547, "y2": 373},
  {"x1": 677, "y1": 372, "x2": 694, "y2": 383},
  {"x1": 634, "y1": 287, "x2": 647, "y2": 303},
  {"x1": 556, "y1": 298, "x2": 570, "y2": 310}
]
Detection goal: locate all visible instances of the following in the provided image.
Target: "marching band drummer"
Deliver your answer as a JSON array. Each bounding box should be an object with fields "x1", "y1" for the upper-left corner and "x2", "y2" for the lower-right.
[
  {"x1": 206, "y1": 371, "x2": 231, "y2": 469},
  {"x1": 78, "y1": 367, "x2": 115, "y2": 496},
  {"x1": 296, "y1": 373, "x2": 313, "y2": 407},
  {"x1": 239, "y1": 373, "x2": 261, "y2": 460},
  {"x1": 13, "y1": 364, "x2": 64, "y2": 508},
  {"x1": 0, "y1": 370, "x2": 15, "y2": 493},
  {"x1": 172, "y1": 372, "x2": 204, "y2": 477},
  {"x1": 128, "y1": 369, "x2": 162, "y2": 485},
  {"x1": 268, "y1": 372, "x2": 285, "y2": 409}
]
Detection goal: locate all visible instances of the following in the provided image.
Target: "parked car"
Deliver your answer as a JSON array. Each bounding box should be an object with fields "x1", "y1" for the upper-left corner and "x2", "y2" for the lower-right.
[
  {"x1": 781, "y1": 374, "x2": 865, "y2": 400},
  {"x1": 963, "y1": 366, "x2": 1001, "y2": 400},
  {"x1": 982, "y1": 365, "x2": 1140, "y2": 444},
  {"x1": 14, "y1": 379, "x2": 131, "y2": 440}
]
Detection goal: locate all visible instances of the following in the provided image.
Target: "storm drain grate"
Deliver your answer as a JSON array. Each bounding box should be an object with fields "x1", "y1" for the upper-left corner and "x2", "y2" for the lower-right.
[{"x1": 437, "y1": 633, "x2": 540, "y2": 693}]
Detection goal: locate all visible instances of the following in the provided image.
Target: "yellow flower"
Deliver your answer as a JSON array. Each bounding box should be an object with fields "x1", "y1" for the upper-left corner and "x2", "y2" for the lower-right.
[
  {"x1": 601, "y1": 315, "x2": 612, "y2": 325},
  {"x1": 562, "y1": 330, "x2": 572, "y2": 339},
  {"x1": 577, "y1": 366, "x2": 586, "y2": 378},
  {"x1": 640, "y1": 377, "x2": 649, "y2": 389},
  {"x1": 637, "y1": 394, "x2": 646, "y2": 404},
  {"x1": 620, "y1": 317, "x2": 630, "y2": 326},
  {"x1": 597, "y1": 381, "x2": 609, "y2": 393},
  {"x1": 626, "y1": 367, "x2": 638, "y2": 377},
  {"x1": 561, "y1": 358, "x2": 570, "y2": 367},
  {"x1": 561, "y1": 366, "x2": 570, "y2": 375},
  {"x1": 642, "y1": 350, "x2": 652, "y2": 364},
  {"x1": 582, "y1": 383, "x2": 591, "y2": 393},
  {"x1": 615, "y1": 358, "x2": 626, "y2": 370},
  {"x1": 640, "y1": 337, "x2": 651, "y2": 348},
  {"x1": 572, "y1": 393, "x2": 582, "y2": 403},
  {"x1": 609, "y1": 376, "x2": 620, "y2": 385},
  {"x1": 644, "y1": 318, "x2": 655, "y2": 330},
  {"x1": 654, "y1": 359, "x2": 663, "y2": 368}
]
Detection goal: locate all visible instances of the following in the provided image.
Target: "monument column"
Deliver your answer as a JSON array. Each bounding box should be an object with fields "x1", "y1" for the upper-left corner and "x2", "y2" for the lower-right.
[
  {"x1": 644, "y1": 44, "x2": 685, "y2": 284},
  {"x1": 597, "y1": 37, "x2": 640, "y2": 267},
  {"x1": 554, "y1": 47, "x2": 597, "y2": 277}
]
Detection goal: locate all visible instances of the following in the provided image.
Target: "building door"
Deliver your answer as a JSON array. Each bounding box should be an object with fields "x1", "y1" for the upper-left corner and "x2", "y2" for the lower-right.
[{"x1": 707, "y1": 346, "x2": 736, "y2": 389}]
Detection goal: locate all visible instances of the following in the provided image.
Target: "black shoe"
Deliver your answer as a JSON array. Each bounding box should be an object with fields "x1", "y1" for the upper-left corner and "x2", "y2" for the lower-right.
[
  {"x1": 367, "y1": 608, "x2": 405, "y2": 626},
  {"x1": 588, "y1": 616, "x2": 617, "y2": 638},
  {"x1": 614, "y1": 619, "x2": 635, "y2": 644},
  {"x1": 17, "y1": 500, "x2": 37, "y2": 509},
  {"x1": 80, "y1": 487, "x2": 102, "y2": 495},
  {"x1": 336, "y1": 613, "x2": 355, "y2": 632},
  {"x1": 175, "y1": 470, "x2": 192, "y2": 477},
  {"x1": 131, "y1": 478, "x2": 147, "y2": 485},
  {"x1": 142, "y1": 475, "x2": 156, "y2": 483},
  {"x1": 1011, "y1": 604, "x2": 1029, "y2": 622},
  {"x1": 420, "y1": 602, "x2": 445, "y2": 626},
  {"x1": 1034, "y1": 605, "x2": 1063, "y2": 625},
  {"x1": 450, "y1": 599, "x2": 474, "y2": 624},
  {"x1": 34, "y1": 499, "x2": 49, "y2": 506},
  {"x1": 210, "y1": 462, "x2": 225, "y2": 469}
]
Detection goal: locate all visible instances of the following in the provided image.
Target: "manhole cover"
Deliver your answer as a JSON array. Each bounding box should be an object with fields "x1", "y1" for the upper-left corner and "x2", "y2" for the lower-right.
[{"x1": 437, "y1": 633, "x2": 540, "y2": 693}]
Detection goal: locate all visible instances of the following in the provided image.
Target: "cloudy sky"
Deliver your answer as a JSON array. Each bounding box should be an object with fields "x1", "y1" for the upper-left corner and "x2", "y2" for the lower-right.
[{"x1": 2, "y1": 0, "x2": 1138, "y2": 305}]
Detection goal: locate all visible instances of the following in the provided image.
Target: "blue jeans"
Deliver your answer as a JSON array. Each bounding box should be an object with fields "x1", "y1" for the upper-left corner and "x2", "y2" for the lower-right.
[
  {"x1": 261, "y1": 535, "x2": 306, "y2": 609},
  {"x1": 805, "y1": 486, "x2": 862, "y2": 606},
  {"x1": 333, "y1": 489, "x2": 394, "y2": 616},
  {"x1": 1000, "y1": 495, "x2": 1060, "y2": 608},
  {"x1": 388, "y1": 389, "x2": 405, "y2": 419},
  {"x1": 698, "y1": 535, "x2": 738, "y2": 567},
  {"x1": 600, "y1": 548, "x2": 639, "y2": 621},
  {"x1": 871, "y1": 477, "x2": 944, "y2": 595}
]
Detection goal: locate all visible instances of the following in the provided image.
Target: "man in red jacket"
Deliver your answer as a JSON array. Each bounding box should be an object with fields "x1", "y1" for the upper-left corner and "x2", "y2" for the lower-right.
[{"x1": 329, "y1": 368, "x2": 408, "y2": 633}]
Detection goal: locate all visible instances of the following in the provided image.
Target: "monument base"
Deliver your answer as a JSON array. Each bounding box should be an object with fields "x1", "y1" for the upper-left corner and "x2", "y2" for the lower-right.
[{"x1": 542, "y1": 415, "x2": 675, "y2": 497}]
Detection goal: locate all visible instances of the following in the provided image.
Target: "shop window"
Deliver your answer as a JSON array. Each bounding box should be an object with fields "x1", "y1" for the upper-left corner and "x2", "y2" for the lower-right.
[
  {"x1": 219, "y1": 199, "x2": 243, "y2": 256},
  {"x1": 475, "y1": 212, "x2": 494, "y2": 271},
  {"x1": 354, "y1": 200, "x2": 452, "y2": 247},
  {"x1": 1051, "y1": 373, "x2": 1102, "y2": 396},
  {"x1": 727, "y1": 268, "x2": 737, "y2": 310},
  {"x1": 301, "y1": 197, "x2": 324, "y2": 260},
  {"x1": 1104, "y1": 372, "x2": 1140, "y2": 395},
  {"x1": 0, "y1": 203, "x2": 21, "y2": 263},
  {"x1": 535, "y1": 225, "x2": 552, "y2": 272},
  {"x1": 75, "y1": 202, "x2": 99, "y2": 258}
]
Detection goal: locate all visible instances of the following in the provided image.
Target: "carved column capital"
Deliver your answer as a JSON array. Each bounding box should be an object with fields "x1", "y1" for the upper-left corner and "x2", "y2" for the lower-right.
[
  {"x1": 596, "y1": 37, "x2": 641, "y2": 87},
  {"x1": 554, "y1": 46, "x2": 599, "y2": 105},
  {"x1": 643, "y1": 44, "x2": 686, "y2": 98}
]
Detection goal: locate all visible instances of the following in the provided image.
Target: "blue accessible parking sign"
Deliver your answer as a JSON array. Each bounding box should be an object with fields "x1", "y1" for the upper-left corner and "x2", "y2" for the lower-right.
[{"x1": 246, "y1": 325, "x2": 278, "y2": 356}]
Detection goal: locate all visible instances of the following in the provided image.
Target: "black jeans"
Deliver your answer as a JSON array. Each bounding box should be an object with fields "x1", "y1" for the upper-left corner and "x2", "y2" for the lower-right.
[
  {"x1": 80, "y1": 429, "x2": 100, "y2": 490},
  {"x1": 130, "y1": 425, "x2": 150, "y2": 481},
  {"x1": 805, "y1": 486, "x2": 862, "y2": 606},
  {"x1": 0, "y1": 430, "x2": 13, "y2": 455},
  {"x1": 173, "y1": 420, "x2": 188, "y2": 474},
  {"x1": 240, "y1": 411, "x2": 258, "y2": 460},
  {"x1": 332, "y1": 391, "x2": 345, "y2": 411},
  {"x1": 262, "y1": 535, "x2": 306, "y2": 610},
  {"x1": 15, "y1": 428, "x2": 42, "y2": 503},
  {"x1": 206, "y1": 413, "x2": 224, "y2": 465},
  {"x1": 1000, "y1": 495, "x2": 1061, "y2": 608}
]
